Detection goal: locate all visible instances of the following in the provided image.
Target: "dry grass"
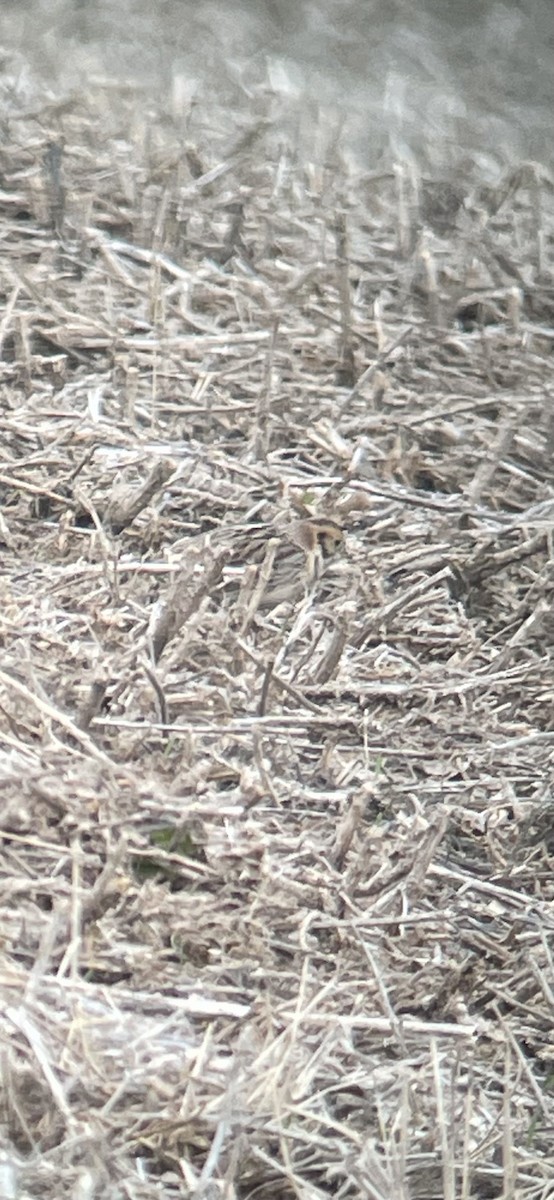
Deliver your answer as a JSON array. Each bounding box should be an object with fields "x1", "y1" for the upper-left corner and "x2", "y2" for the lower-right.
[{"x1": 1, "y1": 39, "x2": 554, "y2": 1200}]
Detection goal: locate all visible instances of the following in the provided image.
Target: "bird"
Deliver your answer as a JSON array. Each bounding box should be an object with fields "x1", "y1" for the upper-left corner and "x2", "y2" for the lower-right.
[{"x1": 205, "y1": 515, "x2": 344, "y2": 615}]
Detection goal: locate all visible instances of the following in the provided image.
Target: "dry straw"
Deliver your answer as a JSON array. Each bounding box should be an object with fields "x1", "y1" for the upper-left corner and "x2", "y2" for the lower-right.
[{"x1": 0, "y1": 35, "x2": 553, "y2": 1200}]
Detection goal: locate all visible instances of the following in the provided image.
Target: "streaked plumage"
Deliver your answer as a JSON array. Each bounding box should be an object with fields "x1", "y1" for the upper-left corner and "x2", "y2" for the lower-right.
[{"x1": 208, "y1": 516, "x2": 344, "y2": 613}]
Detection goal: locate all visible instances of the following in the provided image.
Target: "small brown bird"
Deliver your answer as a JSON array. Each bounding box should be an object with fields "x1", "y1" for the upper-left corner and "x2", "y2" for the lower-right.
[{"x1": 212, "y1": 515, "x2": 344, "y2": 613}]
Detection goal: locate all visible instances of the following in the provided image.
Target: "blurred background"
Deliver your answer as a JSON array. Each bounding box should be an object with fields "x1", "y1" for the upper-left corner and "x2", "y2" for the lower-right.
[{"x1": 1, "y1": 0, "x2": 552, "y2": 171}]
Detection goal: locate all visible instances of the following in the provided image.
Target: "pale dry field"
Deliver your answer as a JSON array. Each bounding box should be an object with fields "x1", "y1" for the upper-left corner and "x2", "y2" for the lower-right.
[{"x1": 1, "y1": 3, "x2": 554, "y2": 1199}]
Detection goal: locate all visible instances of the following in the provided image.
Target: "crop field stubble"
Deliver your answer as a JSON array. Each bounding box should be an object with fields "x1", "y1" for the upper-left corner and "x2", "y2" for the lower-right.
[{"x1": 1, "y1": 1, "x2": 554, "y2": 1198}]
